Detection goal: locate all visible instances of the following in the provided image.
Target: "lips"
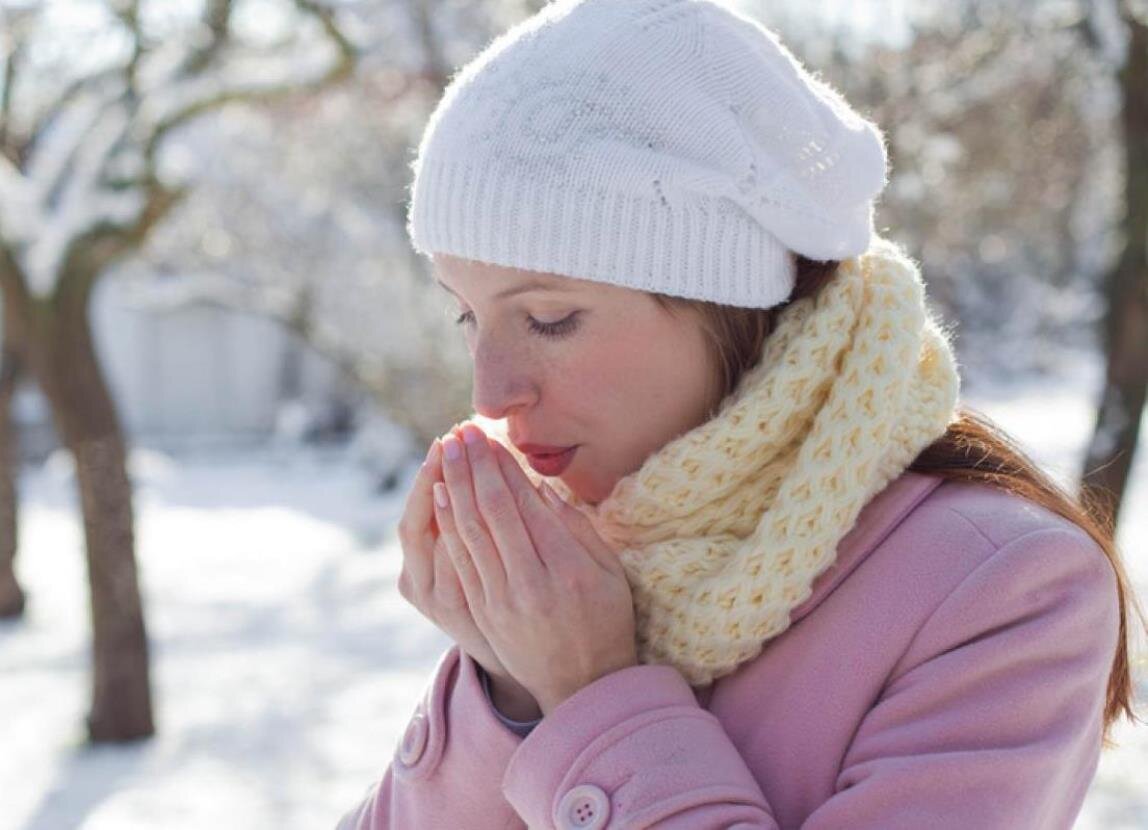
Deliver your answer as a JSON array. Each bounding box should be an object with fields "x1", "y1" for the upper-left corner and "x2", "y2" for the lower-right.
[{"x1": 521, "y1": 446, "x2": 578, "y2": 477}]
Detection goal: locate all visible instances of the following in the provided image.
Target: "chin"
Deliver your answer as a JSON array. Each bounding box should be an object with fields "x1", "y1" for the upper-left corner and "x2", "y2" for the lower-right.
[
  {"x1": 557, "y1": 473, "x2": 590, "y2": 504},
  {"x1": 561, "y1": 472, "x2": 611, "y2": 507}
]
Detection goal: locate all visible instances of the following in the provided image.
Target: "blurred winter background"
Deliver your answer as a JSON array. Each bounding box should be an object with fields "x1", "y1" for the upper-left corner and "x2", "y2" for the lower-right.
[{"x1": 0, "y1": 0, "x2": 1145, "y2": 827}]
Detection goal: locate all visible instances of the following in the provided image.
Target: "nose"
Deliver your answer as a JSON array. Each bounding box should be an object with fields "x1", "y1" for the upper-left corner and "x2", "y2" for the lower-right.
[{"x1": 470, "y1": 336, "x2": 538, "y2": 420}]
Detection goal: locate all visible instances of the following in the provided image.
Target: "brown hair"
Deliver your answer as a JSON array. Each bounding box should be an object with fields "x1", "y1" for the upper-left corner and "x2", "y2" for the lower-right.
[{"x1": 652, "y1": 255, "x2": 1147, "y2": 748}]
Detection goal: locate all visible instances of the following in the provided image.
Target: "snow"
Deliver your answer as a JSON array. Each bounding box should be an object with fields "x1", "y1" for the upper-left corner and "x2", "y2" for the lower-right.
[
  {"x1": 0, "y1": 360, "x2": 1145, "y2": 829},
  {"x1": 1, "y1": 0, "x2": 357, "y2": 301}
]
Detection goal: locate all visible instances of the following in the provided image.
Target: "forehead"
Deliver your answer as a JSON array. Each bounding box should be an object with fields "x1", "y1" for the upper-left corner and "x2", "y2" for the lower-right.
[{"x1": 432, "y1": 254, "x2": 601, "y2": 297}]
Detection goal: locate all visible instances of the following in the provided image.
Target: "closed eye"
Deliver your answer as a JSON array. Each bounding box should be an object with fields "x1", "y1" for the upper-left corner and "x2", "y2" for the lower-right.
[{"x1": 453, "y1": 310, "x2": 581, "y2": 340}]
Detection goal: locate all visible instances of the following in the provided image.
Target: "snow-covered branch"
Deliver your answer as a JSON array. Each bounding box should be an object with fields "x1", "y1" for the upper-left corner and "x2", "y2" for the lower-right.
[
  {"x1": 1079, "y1": 0, "x2": 1131, "y2": 67},
  {"x1": 177, "y1": 0, "x2": 234, "y2": 77},
  {"x1": 139, "y1": 0, "x2": 356, "y2": 164},
  {"x1": 0, "y1": 27, "x2": 20, "y2": 158},
  {"x1": 0, "y1": 0, "x2": 358, "y2": 301}
]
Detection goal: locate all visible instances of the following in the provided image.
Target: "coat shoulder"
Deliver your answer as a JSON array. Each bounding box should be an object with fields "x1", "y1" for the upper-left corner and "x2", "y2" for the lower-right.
[
  {"x1": 913, "y1": 474, "x2": 1098, "y2": 552},
  {"x1": 882, "y1": 473, "x2": 1113, "y2": 605},
  {"x1": 858, "y1": 470, "x2": 1115, "y2": 624},
  {"x1": 793, "y1": 470, "x2": 1103, "y2": 626}
]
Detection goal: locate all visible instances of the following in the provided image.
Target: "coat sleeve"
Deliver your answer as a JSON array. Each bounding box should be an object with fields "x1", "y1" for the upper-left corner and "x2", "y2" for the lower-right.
[
  {"x1": 478, "y1": 662, "x2": 544, "y2": 737},
  {"x1": 335, "y1": 644, "x2": 529, "y2": 829},
  {"x1": 500, "y1": 526, "x2": 1121, "y2": 829}
]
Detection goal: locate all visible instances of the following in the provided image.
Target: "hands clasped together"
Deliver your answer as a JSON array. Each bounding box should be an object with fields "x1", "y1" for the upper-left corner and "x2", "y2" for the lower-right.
[{"x1": 397, "y1": 421, "x2": 638, "y2": 718}]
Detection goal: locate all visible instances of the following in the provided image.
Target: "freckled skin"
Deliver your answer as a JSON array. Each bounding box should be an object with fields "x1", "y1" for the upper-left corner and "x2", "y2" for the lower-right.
[{"x1": 434, "y1": 253, "x2": 722, "y2": 505}]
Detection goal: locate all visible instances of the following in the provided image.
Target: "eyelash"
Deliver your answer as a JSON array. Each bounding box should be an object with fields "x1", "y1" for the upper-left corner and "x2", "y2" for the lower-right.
[{"x1": 453, "y1": 310, "x2": 581, "y2": 339}]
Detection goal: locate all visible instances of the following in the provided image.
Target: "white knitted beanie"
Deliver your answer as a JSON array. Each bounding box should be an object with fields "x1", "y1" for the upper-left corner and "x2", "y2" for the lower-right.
[{"x1": 406, "y1": 0, "x2": 890, "y2": 309}]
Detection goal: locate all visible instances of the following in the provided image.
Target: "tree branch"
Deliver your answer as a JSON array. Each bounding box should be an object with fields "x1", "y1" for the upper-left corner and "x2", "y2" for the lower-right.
[
  {"x1": 139, "y1": 0, "x2": 356, "y2": 166},
  {"x1": 408, "y1": 0, "x2": 450, "y2": 85},
  {"x1": 55, "y1": 176, "x2": 187, "y2": 304},
  {"x1": 0, "y1": 32, "x2": 19, "y2": 162},
  {"x1": 107, "y1": 0, "x2": 146, "y2": 96},
  {"x1": 0, "y1": 6, "x2": 38, "y2": 166},
  {"x1": 1125, "y1": 0, "x2": 1148, "y2": 28},
  {"x1": 295, "y1": 0, "x2": 356, "y2": 69},
  {"x1": 180, "y1": 0, "x2": 234, "y2": 76},
  {"x1": 24, "y1": 68, "x2": 127, "y2": 201},
  {"x1": 0, "y1": 151, "x2": 27, "y2": 218}
]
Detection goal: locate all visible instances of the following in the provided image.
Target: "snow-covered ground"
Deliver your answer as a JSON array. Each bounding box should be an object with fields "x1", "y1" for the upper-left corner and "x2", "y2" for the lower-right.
[{"x1": 0, "y1": 354, "x2": 1145, "y2": 829}]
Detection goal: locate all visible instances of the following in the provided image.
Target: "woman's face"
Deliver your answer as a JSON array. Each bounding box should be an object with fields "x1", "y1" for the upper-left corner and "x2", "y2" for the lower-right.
[{"x1": 433, "y1": 253, "x2": 722, "y2": 505}]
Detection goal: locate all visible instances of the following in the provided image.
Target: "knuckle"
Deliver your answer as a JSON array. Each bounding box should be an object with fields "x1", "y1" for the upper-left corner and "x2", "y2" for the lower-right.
[
  {"x1": 441, "y1": 539, "x2": 464, "y2": 566},
  {"x1": 458, "y1": 516, "x2": 488, "y2": 544},
  {"x1": 434, "y1": 584, "x2": 467, "y2": 612},
  {"x1": 482, "y1": 490, "x2": 518, "y2": 526},
  {"x1": 516, "y1": 585, "x2": 549, "y2": 615},
  {"x1": 515, "y1": 570, "x2": 546, "y2": 596},
  {"x1": 555, "y1": 564, "x2": 594, "y2": 595}
]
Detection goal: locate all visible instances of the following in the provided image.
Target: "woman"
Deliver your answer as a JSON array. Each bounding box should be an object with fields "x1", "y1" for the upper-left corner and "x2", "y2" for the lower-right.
[{"x1": 339, "y1": 1, "x2": 1145, "y2": 827}]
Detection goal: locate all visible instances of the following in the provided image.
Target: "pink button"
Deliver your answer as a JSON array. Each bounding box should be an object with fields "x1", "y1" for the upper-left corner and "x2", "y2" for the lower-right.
[
  {"x1": 555, "y1": 783, "x2": 610, "y2": 829},
  {"x1": 397, "y1": 711, "x2": 428, "y2": 766}
]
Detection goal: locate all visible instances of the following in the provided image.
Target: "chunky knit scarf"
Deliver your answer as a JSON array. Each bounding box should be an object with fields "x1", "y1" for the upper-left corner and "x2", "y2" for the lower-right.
[{"x1": 476, "y1": 236, "x2": 961, "y2": 687}]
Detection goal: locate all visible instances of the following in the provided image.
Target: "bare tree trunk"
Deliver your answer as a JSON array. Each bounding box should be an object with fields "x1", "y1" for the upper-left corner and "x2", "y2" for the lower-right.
[
  {"x1": 0, "y1": 0, "x2": 354, "y2": 744},
  {"x1": 0, "y1": 327, "x2": 25, "y2": 619},
  {"x1": 29, "y1": 284, "x2": 154, "y2": 741},
  {"x1": 1081, "y1": 11, "x2": 1148, "y2": 529}
]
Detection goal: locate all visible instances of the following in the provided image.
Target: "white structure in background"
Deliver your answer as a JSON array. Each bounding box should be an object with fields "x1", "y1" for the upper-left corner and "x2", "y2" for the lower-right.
[{"x1": 12, "y1": 274, "x2": 351, "y2": 458}]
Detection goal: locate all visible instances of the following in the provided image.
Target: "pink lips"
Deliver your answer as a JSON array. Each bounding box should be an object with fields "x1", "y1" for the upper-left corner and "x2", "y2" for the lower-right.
[{"x1": 524, "y1": 446, "x2": 578, "y2": 476}]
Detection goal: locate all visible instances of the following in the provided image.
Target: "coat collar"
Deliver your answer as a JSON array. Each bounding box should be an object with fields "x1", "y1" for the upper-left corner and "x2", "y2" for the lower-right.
[{"x1": 787, "y1": 469, "x2": 945, "y2": 626}]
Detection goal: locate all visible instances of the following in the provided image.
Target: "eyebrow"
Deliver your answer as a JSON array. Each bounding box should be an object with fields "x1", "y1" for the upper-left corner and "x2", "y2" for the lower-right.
[{"x1": 435, "y1": 277, "x2": 578, "y2": 302}]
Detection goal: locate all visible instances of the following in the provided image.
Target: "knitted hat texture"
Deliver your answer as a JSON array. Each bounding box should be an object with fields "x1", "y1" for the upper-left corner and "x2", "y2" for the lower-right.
[{"x1": 406, "y1": 0, "x2": 890, "y2": 308}]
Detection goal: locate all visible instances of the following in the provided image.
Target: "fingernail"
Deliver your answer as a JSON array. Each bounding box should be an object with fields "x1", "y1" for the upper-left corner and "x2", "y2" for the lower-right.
[
  {"x1": 443, "y1": 435, "x2": 462, "y2": 461},
  {"x1": 462, "y1": 425, "x2": 483, "y2": 446},
  {"x1": 434, "y1": 482, "x2": 448, "y2": 508}
]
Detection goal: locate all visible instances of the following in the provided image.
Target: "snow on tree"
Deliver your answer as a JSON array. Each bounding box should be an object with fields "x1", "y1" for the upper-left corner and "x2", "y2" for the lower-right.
[
  {"x1": 0, "y1": 0, "x2": 354, "y2": 742},
  {"x1": 118, "y1": 0, "x2": 551, "y2": 450}
]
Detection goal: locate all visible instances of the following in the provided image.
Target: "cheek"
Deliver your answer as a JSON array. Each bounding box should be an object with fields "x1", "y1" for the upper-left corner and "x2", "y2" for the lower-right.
[
  {"x1": 544, "y1": 336, "x2": 629, "y2": 410},
  {"x1": 609, "y1": 323, "x2": 713, "y2": 414},
  {"x1": 548, "y1": 313, "x2": 684, "y2": 413},
  {"x1": 582, "y1": 334, "x2": 663, "y2": 405}
]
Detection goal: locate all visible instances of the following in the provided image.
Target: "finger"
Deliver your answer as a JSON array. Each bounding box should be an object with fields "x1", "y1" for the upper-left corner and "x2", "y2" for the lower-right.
[
  {"x1": 400, "y1": 438, "x2": 444, "y2": 595},
  {"x1": 487, "y1": 437, "x2": 582, "y2": 570},
  {"x1": 431, "y1": 535, "x2": 468, "y2": 612},
  {"x1": 460, "y1": 425, "x2": 545, "y2": 581},
  {"x1": 540, "y1": 481, "x2": 621, "y2": 573},
  {"x1": 440, "y1": 433, "x2": 507, "y2": 594},
  {"x1": 432, "y1": 480, "x2": 487, "y2": 607},
  {"x1": 403, "y1": 439, "x2": 443, "y2": 539},
  {"x1": 489, "y1": 440, "x2": 619, "y2": 571},
  {"x1": 487, "y1": 435, "x2": 538, "y2": 489}
]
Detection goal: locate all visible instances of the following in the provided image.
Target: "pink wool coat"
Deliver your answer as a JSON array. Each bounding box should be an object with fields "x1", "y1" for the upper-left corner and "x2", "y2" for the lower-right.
[{"x1": 338, "y1": 470, "x2": 1120, "y2": 829}]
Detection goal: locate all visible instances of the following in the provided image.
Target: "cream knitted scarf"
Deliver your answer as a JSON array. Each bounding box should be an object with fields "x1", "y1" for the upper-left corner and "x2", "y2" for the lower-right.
[{"x1": 477, "y1": 236, "x2": 961, "y2": 687}]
